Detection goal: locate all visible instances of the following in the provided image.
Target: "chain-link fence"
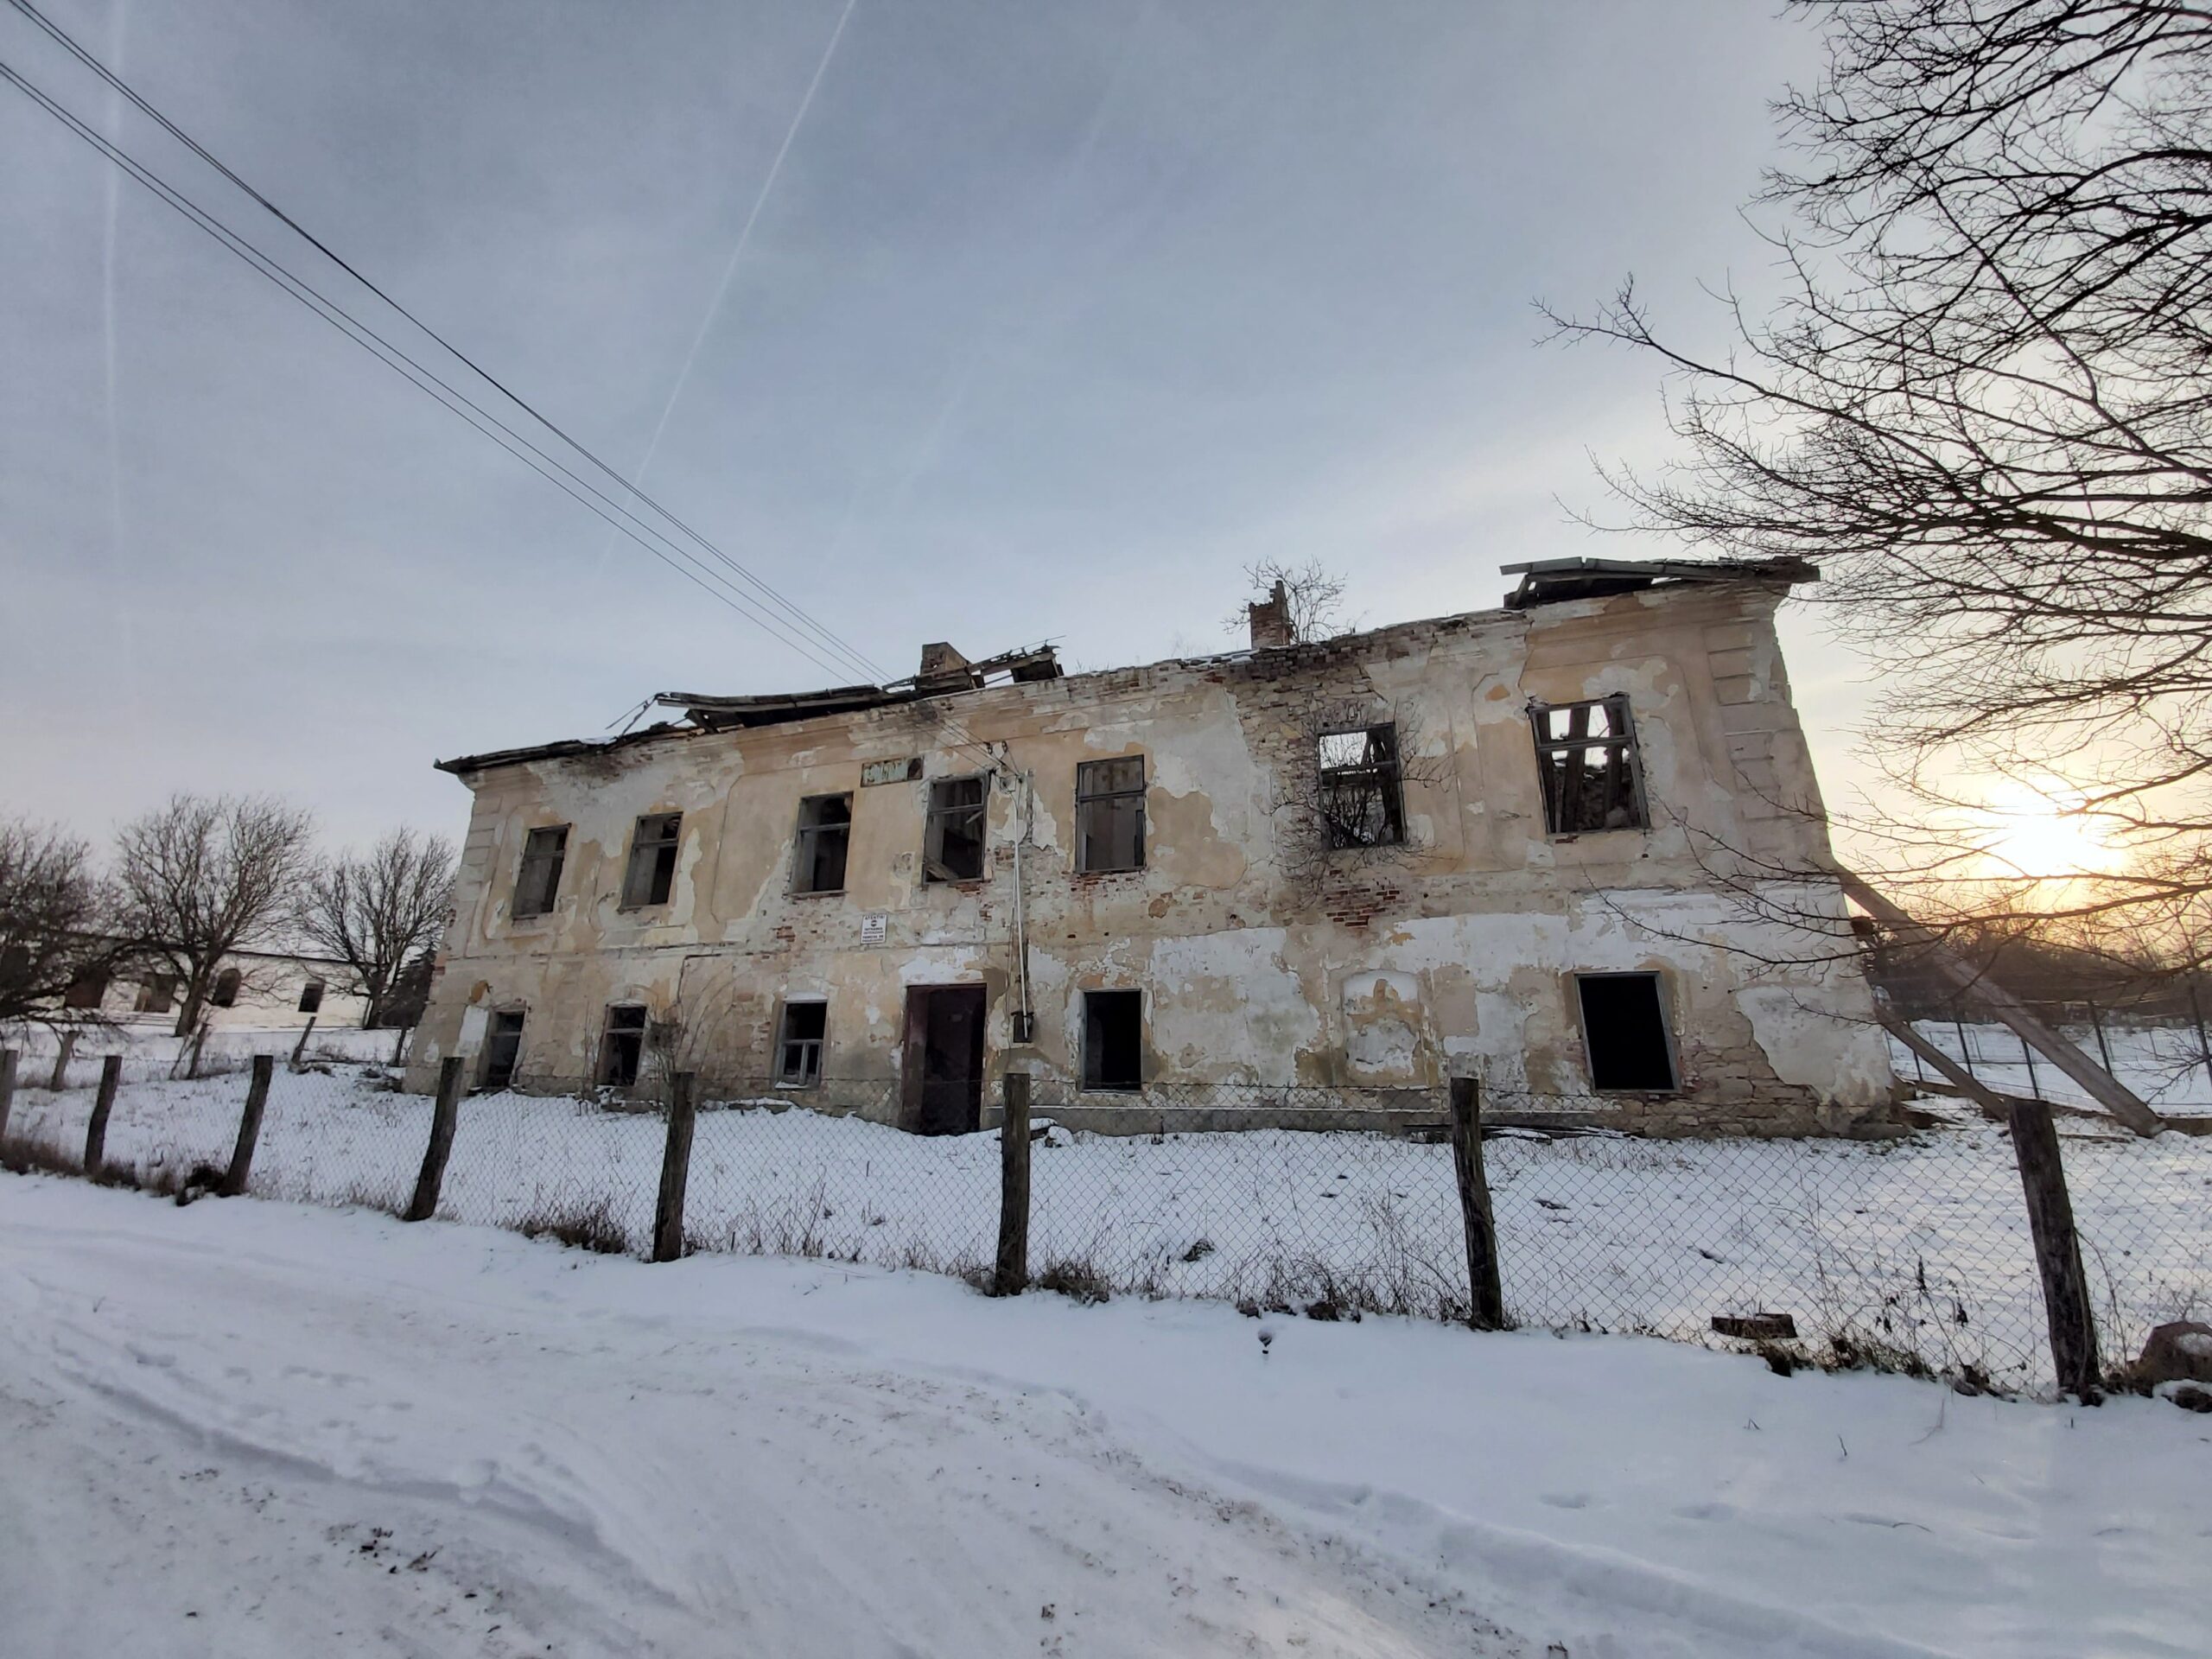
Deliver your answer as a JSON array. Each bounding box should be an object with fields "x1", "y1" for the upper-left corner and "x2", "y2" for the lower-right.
[{"x1": 4, "y1": 1055, "x2": 2205, "y2": 1395}]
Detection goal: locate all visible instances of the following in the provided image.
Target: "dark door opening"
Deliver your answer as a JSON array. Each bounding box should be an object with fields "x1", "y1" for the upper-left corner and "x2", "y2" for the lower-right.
[
  {"x1": 1576, "y1": 973, "x2": 1677, "y2": 1091},
  {"x1": 904, "y1": 985, "x2": 986, "y2": 1135}
]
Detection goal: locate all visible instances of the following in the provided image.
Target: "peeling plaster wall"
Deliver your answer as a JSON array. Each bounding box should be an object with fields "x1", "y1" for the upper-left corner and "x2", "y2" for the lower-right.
[{"x1": 410, "y1": 582, "x2": 1897, "y2": 1135}]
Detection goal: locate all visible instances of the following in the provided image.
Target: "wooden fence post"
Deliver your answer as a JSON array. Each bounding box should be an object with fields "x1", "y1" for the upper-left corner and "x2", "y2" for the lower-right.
[
  {"x1": 0, "y1": 1048, "x2": 16, "y2": 1144},
  {"x1": 995, "y1": 1071, "x2": 1032, "y2": 1295},
  {"x1": 404, "y1": 1057, "x2": 466, "y2": 1222},
  {"x1": 1448, "y1": 1077, "x2": 1506, "y2": 1331},
  {"x1": 2008, "y1": 1096, "x2": 2101, "y2": 1399},
  {"x1": 83, "y1": 1053, "x2": 122, "y2": 1173},
  {"x1": 289, "y1": 1017, "x2": 317, "y2": 1072},
  {"x1": 220, "y1": 1055, "x2": 274, "y2": 1198},
  {"x1": 49, "y1": 1030, "x2": 77, "y2": 1091},
  {"x1": 652, "y1": 1071, "x2": 697, "y2": 1263}
]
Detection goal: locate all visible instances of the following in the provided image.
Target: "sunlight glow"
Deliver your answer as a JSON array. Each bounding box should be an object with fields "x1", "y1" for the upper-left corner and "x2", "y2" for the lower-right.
[{"x1": 1969, "y1": 780, "x2": 2124, "y2": 881}]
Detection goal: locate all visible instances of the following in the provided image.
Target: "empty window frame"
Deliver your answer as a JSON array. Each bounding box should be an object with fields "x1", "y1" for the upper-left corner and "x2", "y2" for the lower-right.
[
  {"x1": 1317, "y1": 724, "x2": 1405, "y2": 849},
  {"x1": 1082, "y1": 988, "x2": 1143, "y2": 1092},
  {"x1": 601, "y1": 1004, "x2": 648, "y2": 1087},
  {"x1": 1076, "y1": 756, "x2": 1146, "y2": 873},
  {"x1": 923, "y1": 777, "x2": 988, "y2": 883},
  {"x1": 1575, "y1": 972, "x2": 1678, "y2": 1092},
  {"x1": 791, "y1": 794, "x2": 853, "y2": 895},
  {"x1": 513, "y1": 824, "x2": 569, "y2": 918},
  {"x1": 297, "y1": 977, "x2": 326, "y2": 1014},
  {"x1": 482, "y1": 1010, "x2": 526, "y2": 1090},
  {"x1": 210, "y1": 967, "x2": 242, "y2": 1008},
  {"x1": 1530, "y1": 696, "x2": 1647, "y2": 835},
  {"x1": 621, "y1": 812, "x2": 683, "y2": 908},
  {"x1": 61, "y1": 970, "x2": 110, "y2": 1010},
  {"x1": 134, "y1": 975, "x2": 176, "y2": 1015},
  {"x1": 776, "y1": 1001, "x2": 828, "y2": 1087}
]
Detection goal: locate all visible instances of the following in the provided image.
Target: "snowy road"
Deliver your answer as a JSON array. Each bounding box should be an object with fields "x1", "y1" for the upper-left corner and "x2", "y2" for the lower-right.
[{"x1": 3, "y1": 1177, "x2": 2206, "y2": 1658}]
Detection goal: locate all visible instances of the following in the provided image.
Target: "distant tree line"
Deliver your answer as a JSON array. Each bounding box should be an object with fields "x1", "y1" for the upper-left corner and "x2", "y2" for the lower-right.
[{"x1": 0, "y1": 794, "x2": 454, "y2": 1035}]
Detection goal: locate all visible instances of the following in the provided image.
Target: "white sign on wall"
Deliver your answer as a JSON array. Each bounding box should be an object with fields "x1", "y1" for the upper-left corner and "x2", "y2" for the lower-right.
[{"x1": 861, "y1": 913, "x2": 887, "y2": 946}]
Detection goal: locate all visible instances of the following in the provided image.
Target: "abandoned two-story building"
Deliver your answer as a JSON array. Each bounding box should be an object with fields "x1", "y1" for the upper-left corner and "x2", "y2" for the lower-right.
[{"x1": 406, "y1": 556, "x2": 1898, "y2": 1135}]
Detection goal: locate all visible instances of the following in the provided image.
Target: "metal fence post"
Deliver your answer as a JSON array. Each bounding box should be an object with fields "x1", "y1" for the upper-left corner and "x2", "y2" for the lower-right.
[
  {"x1": 404, "y1": 1056, "x2": 466, "y2": 1222},
  {"x1": 2008, "y1": 1096, "x2": 2101, "y2": 1399},
  {"x1": 0, "y1": 1048, "x2": 16, "y2": 1144},
  {"x1": 2019, "y1": 1030, "x2": 2042, "y2": 1099},
  {"x1": 220, "y1": 1055, "x2": 274, "y2": 1198},
  {"x1": 652, "y1": 1071, "x2": 697, "y2": 1262},
  {"x1": 83, "y1": 1053, "x2": 122, "y2": 1173},
  {"x1": 995, "y1": 1071, "x2": 1032, "y2": 1295},
  {"x1": 1447, "y1": 1076, "x2": 1506, "y2": 1331},
  {"x1": 2191, "y1": 982, "x2": 2212, "y2": 1091}
]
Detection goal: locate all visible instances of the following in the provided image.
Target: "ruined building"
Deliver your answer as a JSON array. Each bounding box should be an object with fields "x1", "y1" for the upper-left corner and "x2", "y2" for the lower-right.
[{"x1": 408, "y1": 557, "x2": 1897, "y2": 1134}]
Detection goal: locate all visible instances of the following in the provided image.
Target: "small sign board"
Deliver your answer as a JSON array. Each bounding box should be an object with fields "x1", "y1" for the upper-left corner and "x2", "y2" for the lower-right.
[
  {"x1": 861, "y1": 756, "x2": 923, "y2": 787},
  {"x1": 861, "y1": 912, "x2": 888, "y2": 946}
]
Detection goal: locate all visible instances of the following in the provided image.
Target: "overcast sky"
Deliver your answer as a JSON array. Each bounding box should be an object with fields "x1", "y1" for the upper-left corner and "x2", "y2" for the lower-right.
[{"x1": 1, "y1": 0, "x2": 1872, "y2": 851}]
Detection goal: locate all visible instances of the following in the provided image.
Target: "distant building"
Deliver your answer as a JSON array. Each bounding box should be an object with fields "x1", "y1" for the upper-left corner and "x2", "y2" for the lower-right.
[
  {"x1": 66, "y1": 948, "x2": 369, "y2": 1031},
  {"x1": 409, "y1": 558, "x2": 1898, "y2": 1135}
]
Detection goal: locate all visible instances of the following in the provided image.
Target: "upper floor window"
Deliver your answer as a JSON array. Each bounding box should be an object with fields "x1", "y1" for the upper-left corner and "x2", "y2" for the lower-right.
[
  {"x1": 1076, "y1": 756, "x2": 1146, "y2": 873},
  {"x1": 791, "y1": 794, "x2": 853, "y2": 895},
  {"x1": 923, "y1": 777, "x2": 987, "y2": 883},
  {"x1": 297, "y1": 978, "x2": 326, "y2": 1014},
  {"x1": 1318, "y1": 724, "x2": 1405, "y2": 849},
  {"x1": 1530, "y1": 696, "x2": 1646, "y2": 835},
  {"x1": 514, "y1": 824, "x2": 569, "y2": 918},
  {"x1": 621, "y1": 812, "x2": 682, "y2": 908}
]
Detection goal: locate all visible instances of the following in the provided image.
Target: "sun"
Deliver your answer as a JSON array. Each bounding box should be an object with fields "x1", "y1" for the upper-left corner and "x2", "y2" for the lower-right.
[{"x1": 1969, "y1": 780, "x2": 2123, "y2": 880}]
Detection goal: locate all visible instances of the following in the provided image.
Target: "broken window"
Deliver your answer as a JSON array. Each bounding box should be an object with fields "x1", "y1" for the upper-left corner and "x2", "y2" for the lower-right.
[
  {"x1": 776, "y1": 1001, "x2": 827, "y2": 1087},
  {"x1": 621, "y1": 812, "x2": 683, "y2": 908},
  {"x1": 1576, "y1": 973, "x2": 1677, "y2": 1091},
  {"x1": 297, "y1": 978, "x2": 326, "y2": 1014},
  {"x1": 133, "y1": 975, "x2": 175, "y2": 1015},
  {"x1": 601, "y1": 1004, "x2": 648, "y2": 1087},
  {"x1": 923, "y1": 777, "x2": 987, "y2": 883},
  {"x1": 1083, "y1": 988, "x2": 1143, "y2": 1092},
  {"x1": 210, "y1": 967, "x2": 242, "y2": 1008},
  {"x1": 1318, "y1": 724, "x2": 1405, "y2": 849},
  {"x1": 514, "y1": 824, "x2": 569, "y2": 918},
  {"x1": 791, "y1": 794, "x2": 853, "y2": 894},
  {"x1": 482, "y1": 1010, "x2": 525, "y2": 1090},
  {"x1": 1076, "y1": 756, "x2": 1146, "y2": 873},
  {"x1": 1530, "y1": 696, "x2": 1647, "y2": 834},
  {"x1": 62, "y1": 970, "x2": 110, "y2": 1010}
]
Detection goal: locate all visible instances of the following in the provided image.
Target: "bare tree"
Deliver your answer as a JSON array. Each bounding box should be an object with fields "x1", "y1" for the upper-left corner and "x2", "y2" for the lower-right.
[
  {"x1": 298, "y1": 829, "x2": 457, "y2": 1027},
  {"x1": 0, "y1": 818, "x2": 133, "y2": 1030},
  {"x1": 1547, "y1": 0, "x2": 2212, "y2": 969},
  {"x1": 1224, "y1": 559, "x2": 1357, "y2": 645},
  {"x1": 114, "y1": 794, "x2": 318, "y2": 1036}
]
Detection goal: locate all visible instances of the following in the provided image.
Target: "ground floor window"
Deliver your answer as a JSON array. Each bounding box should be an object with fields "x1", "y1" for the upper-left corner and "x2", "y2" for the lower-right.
[
  {"x1": 298, "y1": 978, "x2": 326, "y2": 1014},
  {"x1": 601, "y1": 1004, "x2": 647, "y2": 1087},
  {"x1": 777, "y1": 1001, "x2": 826, "y2": 1086},
  {"x1": 1083, "y1": 989, "x2": 1143, "y2": 1092},
  {"x1": 1575, "y1": 972, "x2": 1676, "y2": 1091},
  {"x1": 483, "y1": 1010, "x2": 525, "y2": 1090}
]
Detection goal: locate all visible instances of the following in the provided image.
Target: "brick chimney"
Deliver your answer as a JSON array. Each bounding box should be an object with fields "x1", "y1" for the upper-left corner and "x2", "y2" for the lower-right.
[
  {"x1": 1247, "y1": 580, "x2": 1294, "y2": 651},
  {"x1": 916, "y1": 642, "x2": 976, "y2": 693}
]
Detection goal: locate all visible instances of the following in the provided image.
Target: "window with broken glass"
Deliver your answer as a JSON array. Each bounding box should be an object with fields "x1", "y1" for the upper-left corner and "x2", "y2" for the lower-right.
[
  {"x1": 1529, "y1": 696, "x2": 1647, "y2": 834},
  {"x1": 600, "y1": 1004, "x2": 647, "y2": 1087},
  {"x1": 776, "y1": 1001, "x2": 827, "y2": 1087},
  {"x1": 513, "y1": 824, "x2": 569, "y2": 918},
  {"x1": 1317, "y1": 725, "x2": 1405, "y2": 849},
  {"x1": 923, "y1": 777, "x2": 987, "y2": 882},
  {"x1": 621, "y1": 812, "x2": 682, "y2": 907},
  {"x1": 791, "y1": 794, "x2": 852, "y2": 894},
  {"x1": 1075, "y1": 756, "x2": 1146, "y2": 873}
]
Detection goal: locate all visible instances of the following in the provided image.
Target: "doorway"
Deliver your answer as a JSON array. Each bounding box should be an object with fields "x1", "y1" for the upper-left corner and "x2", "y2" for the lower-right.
[{"x1": 903, "y1": 985, "x2": 986, "y2": 1135}]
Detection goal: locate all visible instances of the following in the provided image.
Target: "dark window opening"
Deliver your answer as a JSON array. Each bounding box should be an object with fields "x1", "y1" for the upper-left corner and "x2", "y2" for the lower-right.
[
  {"x1": 210, "y1": 967, "x2": 242, "y2": 1008},
  {"x1": 1083, "y1": 989, "x2": 1143, "y2": 1093},
  {"x1": 134, "y1": 975, "x2": 176, "y2": 1015},
  {"x1": 776, "y1": 1001, "x2": 827, "y2": 1086},
  {"x1": 297, "y1": 978, "x2": 326, "y2": 1014},
  {"x1": 1532, "y1": 696, "x2": 1647, "y2": 834},
  {"x1": 601, "y1": 1004, "x2": 648, "y2": 1087},
  {"x1": 483, "y1": 1010, "x2": 526, "y2": 1090},
  {"x1": 792, "y1": 794, "x2": 853, "y2": 894},
  {"x1": 1576, "y1": 973, "x2": 1677, "y2": 1091},
  {"x1": 622, "y1": 813, "x2": 683, "y2": 908},
  {"x1": 924, "y1": 777, "x2": 987, "y2": 882},
  {"x1": 62, "y1": 970, "x2": 110, "y2": 1010},
  {"x1": 1076, "y1": 756, "x2": 1146, "y2": 873},
  {"x1": 514, "y1": 824, "x2": 569, "y2": 918},
  {"x1": 1318, "y1": 724, "x2": 1405, "y2": 849}
]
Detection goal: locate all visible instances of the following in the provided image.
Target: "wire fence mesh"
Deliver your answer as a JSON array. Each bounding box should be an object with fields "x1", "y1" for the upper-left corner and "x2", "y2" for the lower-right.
[{"x1": 4, "y1": 1057, "x2": 2206, "y2": 1396}]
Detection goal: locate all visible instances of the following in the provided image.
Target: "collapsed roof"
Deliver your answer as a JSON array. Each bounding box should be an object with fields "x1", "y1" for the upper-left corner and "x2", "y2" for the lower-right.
[{"x1": 1501, "y1": 555, "x2": 1816, "y2": 609}]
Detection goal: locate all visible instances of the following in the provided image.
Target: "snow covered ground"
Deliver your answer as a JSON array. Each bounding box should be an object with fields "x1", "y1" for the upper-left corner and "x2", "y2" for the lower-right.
[
  {"x1": 4, "y1": 1020, "x2": 408, "y2": 1086},
  {"x1": 2, "y1": 1175, "x2": 2205, "y2": 1658}
]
